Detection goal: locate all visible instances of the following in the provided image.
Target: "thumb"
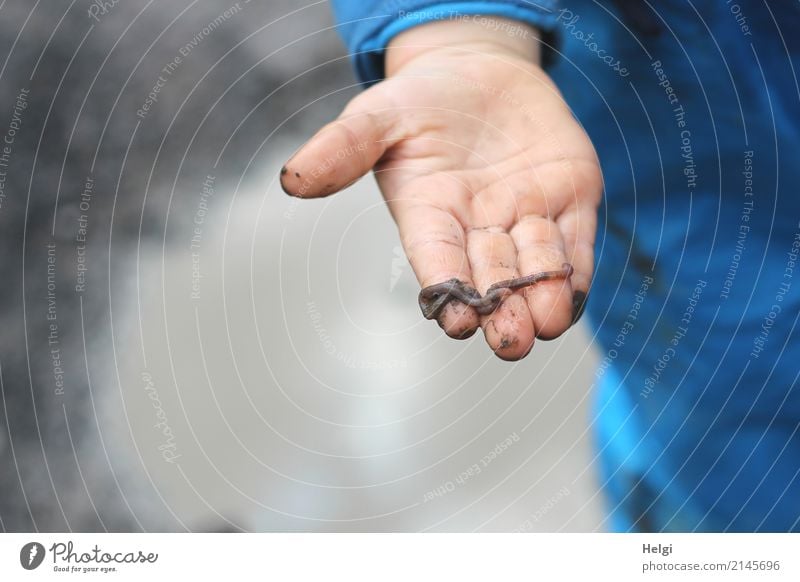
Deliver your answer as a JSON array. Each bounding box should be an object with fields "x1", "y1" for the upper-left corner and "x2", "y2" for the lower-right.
[{"x1": 280, "y1": 92, "x2": 402, "y2": 198}]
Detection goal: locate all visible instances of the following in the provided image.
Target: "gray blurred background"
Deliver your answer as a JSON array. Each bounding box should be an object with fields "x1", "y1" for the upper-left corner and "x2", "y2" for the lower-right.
[
  {"x1": 132, "y1": 158, "x2": 605, "y2": 532},
  {"x1": 0, "y1": 0, "x2": 603, "y2": 531},
  {"x1": 123, "y1": 0, "x2": 605, "y2": 532}
]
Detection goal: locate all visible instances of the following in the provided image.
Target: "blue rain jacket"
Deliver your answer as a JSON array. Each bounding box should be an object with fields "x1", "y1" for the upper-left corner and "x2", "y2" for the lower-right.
[{"x1": 331, "y1": 0, "x2": 800, "y2": 531}]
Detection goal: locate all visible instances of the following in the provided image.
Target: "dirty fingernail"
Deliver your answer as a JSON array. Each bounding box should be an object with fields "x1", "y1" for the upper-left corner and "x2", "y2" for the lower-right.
[
  {"x1": 572, "y1": 290, "x2": 587, "y2": 324},
  {"x1": 279, "y1": 165, "x2": 299, "y2": 196}
]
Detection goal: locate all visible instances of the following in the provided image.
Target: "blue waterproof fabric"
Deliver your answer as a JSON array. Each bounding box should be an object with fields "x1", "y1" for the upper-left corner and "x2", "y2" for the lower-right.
[{"x1": 330, "y1": 0, "x2": 800, "y2": 531}]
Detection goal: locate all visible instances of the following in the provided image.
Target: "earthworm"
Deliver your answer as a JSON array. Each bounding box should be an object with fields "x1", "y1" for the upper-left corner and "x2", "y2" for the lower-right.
[{"x1": 418, "y1": 263, "x2": 574, "y2": 320}]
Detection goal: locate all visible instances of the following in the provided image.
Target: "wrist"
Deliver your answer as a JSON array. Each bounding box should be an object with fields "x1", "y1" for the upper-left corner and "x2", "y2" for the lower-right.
[{"x1": 386, "y1": 16, "x2": 541, "y2": 76}]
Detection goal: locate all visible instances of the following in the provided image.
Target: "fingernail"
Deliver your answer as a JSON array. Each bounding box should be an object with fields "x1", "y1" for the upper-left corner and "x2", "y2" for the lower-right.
[
  {"x1": 454, "y1": 327, "x2": 477, "y2": 340},
  {"x1": 572, "y1": 290, "x2": 587, "y2": 324},
  {"x1": 279, "y1": 166, "x2": 296, "y2": 196}
]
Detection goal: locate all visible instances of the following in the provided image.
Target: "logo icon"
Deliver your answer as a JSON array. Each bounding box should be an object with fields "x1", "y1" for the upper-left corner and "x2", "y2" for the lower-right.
[
  {"x1": 19, "y1": 542, "x2": 45, "y2": 570},
  {"x1": 389, "y1": 245, "x2": 408, "y2": 292}
]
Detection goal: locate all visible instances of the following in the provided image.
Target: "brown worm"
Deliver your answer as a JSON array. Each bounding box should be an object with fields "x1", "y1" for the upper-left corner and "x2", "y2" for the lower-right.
[{"x1": 418, "y1": 263, "x2": 574, "y2": 320}]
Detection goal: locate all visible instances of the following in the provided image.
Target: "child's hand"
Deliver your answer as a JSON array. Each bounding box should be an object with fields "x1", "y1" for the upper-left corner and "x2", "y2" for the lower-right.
[{"x1": 281, "y1": 17, "x2": 601, "y2": 360}]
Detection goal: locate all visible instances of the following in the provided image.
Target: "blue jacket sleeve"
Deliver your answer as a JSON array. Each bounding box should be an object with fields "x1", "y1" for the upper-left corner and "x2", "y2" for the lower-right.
[{"x1": 330, "y1": 1, "x2": 561, "y2": 85}]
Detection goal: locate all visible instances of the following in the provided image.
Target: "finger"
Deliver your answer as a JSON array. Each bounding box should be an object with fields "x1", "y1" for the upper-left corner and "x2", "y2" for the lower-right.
[
  {"x1": 510, "y1": 214, "x2": 574, "y2": 340},
  {"x1": 279, "y1": 92, "x2": 403, "y2": 198},
  {"x1": 466, "y1": 226, "x2": 536, "y2": 360},
  {"x1": 557, "y1": 203, "x2": 597, "y2": 323},
  {"x1": 394, "y1": 199, "x2": 481, "y2": 339}
]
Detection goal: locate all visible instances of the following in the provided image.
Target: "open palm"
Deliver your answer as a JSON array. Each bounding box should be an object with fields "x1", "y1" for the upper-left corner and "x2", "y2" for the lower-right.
[{"x1": 281, "y1": 43, "x2": 601, "y2": 360}]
